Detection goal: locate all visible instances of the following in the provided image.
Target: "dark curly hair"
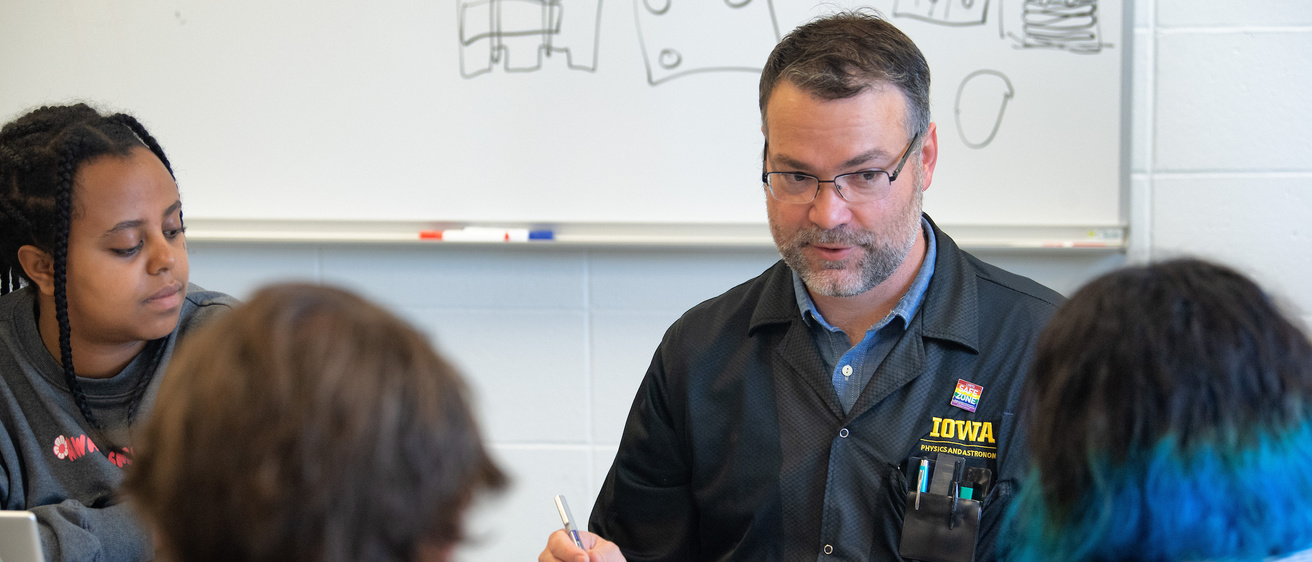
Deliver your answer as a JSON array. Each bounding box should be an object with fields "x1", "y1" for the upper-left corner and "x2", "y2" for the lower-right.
[{"x1": 0, "y1": 103, "x2": 175, "y2": 431}]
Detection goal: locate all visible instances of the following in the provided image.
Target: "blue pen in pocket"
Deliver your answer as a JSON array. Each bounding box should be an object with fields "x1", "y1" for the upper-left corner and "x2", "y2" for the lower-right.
[{"x1": 915, "y1": 458, "x2": 929, "y2": 509}]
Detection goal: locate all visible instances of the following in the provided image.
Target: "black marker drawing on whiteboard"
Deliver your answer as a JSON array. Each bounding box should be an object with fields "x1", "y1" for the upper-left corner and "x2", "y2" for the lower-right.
[
  {"x1": 893, "y1": 0, "x2": 990, "y2": 27},
  {"x1": 1001, "y1": 0, "x2": 1108, "y2": 53},
  {"x1": 634, "y1": 0, "x2": 780, "y2": 86},
  {"x1": 458, "y1": 0, "x2": 603, "y2": 78},
  {"x1": 954, "y1": 70, "x2": 1013, "y2": 149}
]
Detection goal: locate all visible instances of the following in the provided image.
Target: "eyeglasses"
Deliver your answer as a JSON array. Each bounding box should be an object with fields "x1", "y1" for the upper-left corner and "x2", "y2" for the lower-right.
[{"x1": 761, "y1": 133, "x2": 921, "y2": 204}]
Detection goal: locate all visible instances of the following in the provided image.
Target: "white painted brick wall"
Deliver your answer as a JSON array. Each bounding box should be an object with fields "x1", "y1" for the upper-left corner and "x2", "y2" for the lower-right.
[
  {"x1": 1157, "y1": 1, "x2": 1312, "y2": 27},
  {"x1": 1140, "y1": 0, "x2": 1312, "y2": 317}
]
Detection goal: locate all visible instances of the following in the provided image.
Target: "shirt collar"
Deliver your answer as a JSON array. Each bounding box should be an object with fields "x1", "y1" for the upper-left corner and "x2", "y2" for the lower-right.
[{"x1": 793, "y1": 217, "x2": 938, "y2": 334}]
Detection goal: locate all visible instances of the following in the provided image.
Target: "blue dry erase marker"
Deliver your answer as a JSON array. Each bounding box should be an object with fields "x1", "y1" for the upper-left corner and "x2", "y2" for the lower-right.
[{"x1": 554, "y1": 494, "x2": 585, "y2": 549}]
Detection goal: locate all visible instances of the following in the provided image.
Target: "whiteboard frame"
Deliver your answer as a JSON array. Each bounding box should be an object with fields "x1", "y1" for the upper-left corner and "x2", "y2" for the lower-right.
[{"x1": 184, "y1": 217, "x2": 1125, "y2": 251}]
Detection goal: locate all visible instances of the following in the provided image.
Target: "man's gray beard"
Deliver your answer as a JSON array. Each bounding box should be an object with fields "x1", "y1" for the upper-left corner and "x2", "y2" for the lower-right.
[{"x1": 771, "y1": 184, "x2": 923, "y2": 299}]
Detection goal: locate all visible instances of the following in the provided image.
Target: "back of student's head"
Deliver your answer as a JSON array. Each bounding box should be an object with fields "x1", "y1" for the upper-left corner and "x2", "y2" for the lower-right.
[
  {"x1": 1010, "y1": 258, "x2": 1312, "y2": 561},
  {"x1": 124, "y1": 283, "x2": 507, "y2": 562}
]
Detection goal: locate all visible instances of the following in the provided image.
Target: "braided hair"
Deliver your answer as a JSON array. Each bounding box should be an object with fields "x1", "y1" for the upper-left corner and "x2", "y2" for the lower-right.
[{"x1": 0, "y1": 104, "x2": 176, "y2": 433}]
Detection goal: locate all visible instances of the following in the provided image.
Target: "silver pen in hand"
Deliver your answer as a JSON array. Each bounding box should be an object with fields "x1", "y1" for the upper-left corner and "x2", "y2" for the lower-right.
[{"x1": 554, "y1": 494, "x2": 585, "y2": 549}]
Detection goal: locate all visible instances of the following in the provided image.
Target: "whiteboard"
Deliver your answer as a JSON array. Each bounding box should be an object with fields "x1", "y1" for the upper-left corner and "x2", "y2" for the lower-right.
[{"x1": 0, "y1": 0, "x2": 1127, "y2": 228}]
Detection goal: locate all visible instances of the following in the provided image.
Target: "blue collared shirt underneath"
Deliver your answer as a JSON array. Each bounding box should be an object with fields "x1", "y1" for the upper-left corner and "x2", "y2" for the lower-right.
[{"x1": 792, "y1": 217, "x2": 937, "y2": 414}]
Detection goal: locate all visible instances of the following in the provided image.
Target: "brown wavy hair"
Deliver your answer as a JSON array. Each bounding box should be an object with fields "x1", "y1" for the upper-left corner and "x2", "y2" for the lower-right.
[{"x1": 124, "y1": 283, "x2": 506, "y2": 562}]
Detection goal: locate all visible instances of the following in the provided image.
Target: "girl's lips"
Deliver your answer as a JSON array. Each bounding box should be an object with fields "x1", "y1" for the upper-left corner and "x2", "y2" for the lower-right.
[{"x1": 145, "y1": 284, "x2": 183, "y2": 308}]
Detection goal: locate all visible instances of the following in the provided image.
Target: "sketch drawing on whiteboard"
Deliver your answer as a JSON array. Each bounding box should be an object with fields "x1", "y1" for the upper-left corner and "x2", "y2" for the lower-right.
[
  {"x1": 458, "y1": 0, "x2": 604, "y2": 77},
  {"x1": 893, "y1": 0, "x2": 990, "y2": 27},
  {"x1": 634, "y1": 0, "x2": 780, "y2": 85},
  {"x1": 954, "y1": 70, "x2": 1013, "y2": 149},
  {"x1": 1001, "y1": 0, "x2": 1107, "y2": 53}
]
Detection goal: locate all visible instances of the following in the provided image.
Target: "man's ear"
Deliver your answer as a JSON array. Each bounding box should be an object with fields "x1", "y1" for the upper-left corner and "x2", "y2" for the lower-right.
[
  {"x1": 16, "y1": 245, "x2": 56, "y2": 296},
  {"x1": 916, "y1": 122, "x2": 939, "y2": 191}
]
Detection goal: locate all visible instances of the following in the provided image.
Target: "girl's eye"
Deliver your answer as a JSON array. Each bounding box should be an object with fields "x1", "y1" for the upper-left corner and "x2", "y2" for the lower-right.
[
  {"x1": 164, "y1": 226, "x2": 186, "y2": 239},
  {"x1": 113, "y1": 241, "x2": 144, "y2": 257}
]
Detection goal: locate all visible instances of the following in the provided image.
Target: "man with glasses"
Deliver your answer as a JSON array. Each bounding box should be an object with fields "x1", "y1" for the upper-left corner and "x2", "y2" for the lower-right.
[{"x1": 542, "y1": 11, "x2": 1062, "y2": 562}]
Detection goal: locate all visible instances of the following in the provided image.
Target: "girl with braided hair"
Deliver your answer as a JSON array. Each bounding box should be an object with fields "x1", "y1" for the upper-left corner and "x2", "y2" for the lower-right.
[{"x1": 0, "y1": 104, "x2": 236, "y2": 561}]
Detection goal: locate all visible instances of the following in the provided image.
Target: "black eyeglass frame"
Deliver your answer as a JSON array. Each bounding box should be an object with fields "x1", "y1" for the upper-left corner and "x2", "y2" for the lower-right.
[{"x1": 761, "y1": 132, "x2": 922, "y2": 204}]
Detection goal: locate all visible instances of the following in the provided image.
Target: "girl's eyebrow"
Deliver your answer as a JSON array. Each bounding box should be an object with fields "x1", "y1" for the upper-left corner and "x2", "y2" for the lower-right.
[
  {"x1": 161, "y1": 200, "x2": 181, "y2": 219},
  {"x1": 99, "y1": 201, "x2": 182, "y2": 239},
  {"x1": 101, "y1": 219, "x2": 144, "y2": 238}
]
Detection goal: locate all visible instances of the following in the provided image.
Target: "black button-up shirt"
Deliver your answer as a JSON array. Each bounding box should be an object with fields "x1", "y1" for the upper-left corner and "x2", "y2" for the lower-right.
[{"x1": 591, "y1": 215, "x2": 1063, "y2": 561}]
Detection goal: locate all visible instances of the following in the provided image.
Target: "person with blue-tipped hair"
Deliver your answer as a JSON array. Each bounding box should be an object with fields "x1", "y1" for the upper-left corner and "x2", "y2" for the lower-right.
[{"x1": 1008, "y1": 258, "x2": 1312, "y2": 562}]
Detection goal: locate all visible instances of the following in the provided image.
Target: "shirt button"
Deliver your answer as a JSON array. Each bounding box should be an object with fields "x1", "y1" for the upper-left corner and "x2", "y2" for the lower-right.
[
  {"x1": 839, "y1": 428, "x2": 849, "y2": 438},
  {"x1": 841, "y1": 365, "x2": 853, "y2": 377},
  {"x1": 824, "y1": 544, "x2": 834, "y2": 555}
]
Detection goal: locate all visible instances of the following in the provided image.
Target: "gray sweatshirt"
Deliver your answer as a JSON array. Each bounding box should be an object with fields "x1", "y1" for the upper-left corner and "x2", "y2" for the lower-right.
[{"x1": 0, "y1": 284, "x2": 237, "y2": 561}]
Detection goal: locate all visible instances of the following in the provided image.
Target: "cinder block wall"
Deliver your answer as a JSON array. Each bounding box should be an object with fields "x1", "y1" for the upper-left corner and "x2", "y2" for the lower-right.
[{"x1": 1129, "y1": 0, "x2": 1312, "y2": 328}]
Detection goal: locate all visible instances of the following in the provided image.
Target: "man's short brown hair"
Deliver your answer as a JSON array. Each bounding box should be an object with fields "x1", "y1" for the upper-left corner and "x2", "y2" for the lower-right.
[
  {"x1": 124, "y1": 284, "x2": 506, "y2": 562},
  {"x1": 759, "y1": 10, "x2": 931, "y2": 137}
]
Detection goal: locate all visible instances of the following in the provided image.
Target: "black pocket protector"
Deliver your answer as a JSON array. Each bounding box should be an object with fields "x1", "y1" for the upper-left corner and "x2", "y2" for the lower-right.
[{"x1": 898, "y1": 489, "x2": 981, "y2": 562}]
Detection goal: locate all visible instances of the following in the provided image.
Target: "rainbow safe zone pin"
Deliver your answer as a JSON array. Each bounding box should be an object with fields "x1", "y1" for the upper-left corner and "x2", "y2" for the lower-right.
[{"x1": 950, "y1": 379, "x2": 983, "y2": 413}]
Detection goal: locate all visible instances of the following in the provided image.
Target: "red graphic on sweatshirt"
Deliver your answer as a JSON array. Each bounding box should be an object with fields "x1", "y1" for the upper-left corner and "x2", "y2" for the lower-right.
[
  {"x1": 52, "y1": 436, "x2": 69, "y2": 459},
  {"x1": 108, "y1": 448, "x2": 134, "y2": 467},
  {"x1": 50, "y1": 434, "x2": 103, "y2": 462}
]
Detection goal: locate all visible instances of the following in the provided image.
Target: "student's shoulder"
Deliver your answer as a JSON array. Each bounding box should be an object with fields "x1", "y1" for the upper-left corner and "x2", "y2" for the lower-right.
[
  {"x1": 184, "y1": 283, "x2": 240, "y2": 309},
  {"x1": 0, "y1": 288, "x2": 38, "y2": 350},
  {"x1": 178, "y1": 284, "x2": 240, "y2": 335},
  {"x1": 0, "y1": 287, "x2": 31, "y2": 323}
]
